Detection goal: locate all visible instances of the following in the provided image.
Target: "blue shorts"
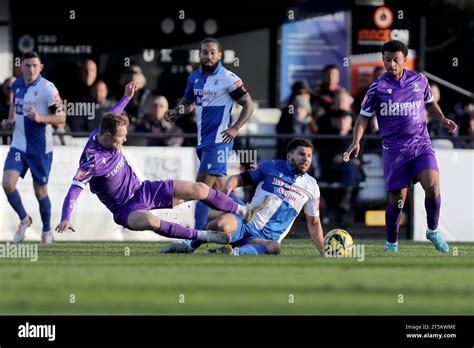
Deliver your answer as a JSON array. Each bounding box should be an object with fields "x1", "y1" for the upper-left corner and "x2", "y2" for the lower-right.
[
  {"x1": 4, "y1": 147, "x2": 53, "y2": 185},
  {"x1": 230, "y1": 213, "x2": 266, "y2": 247},
  {"x1": 196, "y1": 143, "x2": 233, "y2": 176}
]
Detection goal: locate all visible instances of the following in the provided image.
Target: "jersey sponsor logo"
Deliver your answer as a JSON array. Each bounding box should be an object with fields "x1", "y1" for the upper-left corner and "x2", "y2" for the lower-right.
[
  {"x1": 380, "y1": 99, "x2": 422, "y2": 116},
  {"x1": 271, "y1": 178, "x2": 304, "y2": 196},
  {"x1": 105, "y1": 157, "x2": 125, "y2": 178}
]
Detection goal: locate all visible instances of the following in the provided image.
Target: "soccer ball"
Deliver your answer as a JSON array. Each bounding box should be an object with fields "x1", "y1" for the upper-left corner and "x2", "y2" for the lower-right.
[{"x1": 324, "y1": 229, "x2": 354, "y2": 256}]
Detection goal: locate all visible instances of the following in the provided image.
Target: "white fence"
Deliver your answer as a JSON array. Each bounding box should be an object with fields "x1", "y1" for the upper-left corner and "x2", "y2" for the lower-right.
[
  {"x1": 414, "y1": 149, "x2": 474, "y2": 241},
  {"x1": 0, "y1": 146, "x2": 197, "y2": 241}
]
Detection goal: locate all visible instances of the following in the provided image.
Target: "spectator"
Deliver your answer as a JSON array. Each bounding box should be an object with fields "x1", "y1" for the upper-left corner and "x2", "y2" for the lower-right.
[
  {"x1": 313, "y1": 64, "x2": 342, "y2": 116},
  {"x1": 136, "y1": 96, "x2": 184, "y2": 147},
  {"x1": 455, "y1": 100, "x2": 474, "y2": 148},
  {"x1": 119, "y1": 65, "x2": 154, "y2": 128},
  {"x1": 83, "y1": 80, "x2": 116, "y2": 131},
  {"x1": 0, "y1": 77, "x2": 16, "y2": 144},
  {"x1": 276, "y1": 80, "x2": 316, "y2": 159},
  {"x1": 80, "y1": 59, "x2": 98, "y2": 92},
  {"x1": 316, "y1": 109, "x2": 364, "y2": 214},
  {"x1": 354, "y1": 66, "x2": 385, "y2": 114}
]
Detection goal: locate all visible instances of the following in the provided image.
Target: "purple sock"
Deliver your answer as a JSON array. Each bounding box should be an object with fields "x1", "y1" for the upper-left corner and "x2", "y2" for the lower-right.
[
  {"x1": 425, "y1": 196, "x2": 441, "y2": 230},
  {"x1": 386, "y1": 203, "x2": 402, "y2": 243},
  {"x1": 202, "y1": 188, "x2": 238, "y2": 213},
  {"x1": 159, "y1": 220, "x2": 198, "y2": 239}
]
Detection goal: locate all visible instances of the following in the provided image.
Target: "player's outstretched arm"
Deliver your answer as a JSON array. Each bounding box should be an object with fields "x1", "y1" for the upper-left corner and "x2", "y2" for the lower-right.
[
  {"x1": 425, "y1": 101, "x2": 457, "y2": 134},
  {"x1": 223, "y1": 171, "x2": 256, "y2": 195},
  {"x1": 343, "y1": 114, "x2": 370, "y2": 162},
  {"x1": 306, "y1": 215, "x2": 324, "y2": 256},
  {"x1": 55, "y1": 185, "x2": 83, "y2": 233},
  {"x1": 109, "y1": 81, "x2": 138, "y2": 114}
]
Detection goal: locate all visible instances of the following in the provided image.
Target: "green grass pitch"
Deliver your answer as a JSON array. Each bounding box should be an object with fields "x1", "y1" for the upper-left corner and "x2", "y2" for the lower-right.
[{"x1": 0, "y1": 240, "x2": 472, "y2": 315}]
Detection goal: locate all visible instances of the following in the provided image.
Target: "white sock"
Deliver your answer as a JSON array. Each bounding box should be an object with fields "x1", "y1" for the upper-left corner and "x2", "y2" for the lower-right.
[
  {"x1": 196, "y1": 230, "x2": 208, "y2": 242},
  {"x1": 236, "y1": 204, "x2": 248, "y2": 217},
  {"x1": 427, "y1": 228, "x2": 438, "y2": 234}
]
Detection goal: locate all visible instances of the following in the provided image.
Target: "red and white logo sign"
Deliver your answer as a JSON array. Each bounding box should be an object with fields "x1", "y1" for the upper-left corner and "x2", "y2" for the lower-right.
[{"x1": 374, "y1": 7, "x2": 393, "y2": 29}]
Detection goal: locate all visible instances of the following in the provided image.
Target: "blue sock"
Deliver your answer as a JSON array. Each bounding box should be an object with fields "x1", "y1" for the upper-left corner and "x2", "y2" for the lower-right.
[
  {"x1": 229, "y1": 192, "x2": 246, "y2": 205},
  {"x1": 6, "y1": 190, "x2": 27, "y2": 220},
  {"x1": 38, "y1": 196, "x2": 51, "y2": 232},
  {"x1": 191, "y1": 201, "x2": 211, "y2": 249},
  {"x1": 238, "y1": 244, "x2": 268, "y2": 255}
]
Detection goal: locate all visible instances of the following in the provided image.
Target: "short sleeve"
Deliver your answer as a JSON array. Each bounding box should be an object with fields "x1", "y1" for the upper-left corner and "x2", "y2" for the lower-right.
[
  {"x1": 248, "y1": 160, "x2": 273, "y2": 184},
  {"x1": 360, "y1": 81, "x2": 379, "y2": 117},
  {"x1": 303, "y1": 182, "x2": 320, "y2": 217},
  {"x1": 44, "y1": 81, "x2": 61, "y2": 108},
  {"x1": 72, "y1": 151, "x2": 96, "y2": 188},
  {"x1": 225, "y1": 72, "x2": 248, "y2": 100},
  {"x1": 422, "y1": 74, "x2": 434, "y2": 104}
]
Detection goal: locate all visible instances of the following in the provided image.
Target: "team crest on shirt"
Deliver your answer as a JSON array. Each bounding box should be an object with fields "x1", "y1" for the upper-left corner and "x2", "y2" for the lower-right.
[
  {"x1": 214, "y1": 79, "x2": 219, "y2": 85},
  {"x1": 412, "y1": 82, "x2": 420, "y2": 92},
  {"x1": 387, "y1": 89, "x2": 392, "y2": 94},
  {"x1": 34, "y1": 91, "x2": 38, "y2": 97}
]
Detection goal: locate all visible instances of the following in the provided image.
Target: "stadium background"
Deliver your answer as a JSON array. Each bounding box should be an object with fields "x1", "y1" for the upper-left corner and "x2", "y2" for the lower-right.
[{"x1": 0, "y1": 0, "x2": 473, "y2": 241}]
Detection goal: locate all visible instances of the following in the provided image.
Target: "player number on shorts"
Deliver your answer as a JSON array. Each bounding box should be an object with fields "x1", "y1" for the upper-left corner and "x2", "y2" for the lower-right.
[{"x1": 15, "y1": 152, "x2": 21, "y2": 161}]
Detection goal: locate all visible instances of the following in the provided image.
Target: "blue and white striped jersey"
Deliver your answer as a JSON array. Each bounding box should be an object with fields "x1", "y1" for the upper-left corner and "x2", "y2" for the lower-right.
[
  {"x1": 184, "y1": 62, "x2": 246, "y2": 147},
  {"x1": 246, "y1": 160, "x2": 320, "y2": 242},
  {"x1": 11, "y1": 74, "x2": 61, "y2": 154}
]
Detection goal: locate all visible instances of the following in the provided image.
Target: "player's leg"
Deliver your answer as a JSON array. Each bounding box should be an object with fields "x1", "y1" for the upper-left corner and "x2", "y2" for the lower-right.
[
  {"x1": 385, "y1": 188, "x2": 408, "y2": 251},
  {"x1": 193, "y1": 144, "x2": 232, "y2": 230},
  {"x1": 29, "y1": 152, "x2": 54, "y2": 244},
  {"x1": 127, "y1": 210, "x2": 230, "y2": 244},
  {"x1": 2, "y1": 169, "x2": 28, "y2": 221},
  {"x1": 382, "y1": 147, "x2": 412, "y2": 252},
  {"x1": 194, "y1": 171, "x2": 217, "y2": 229},
  {"x1": 416, "y1": 169, "x2": 448, "y2": 252},
  {"x1": 3, "y1": 148, "x2": 32, "y2": 242},
  {"x1": 172, "y1": 179, "x2": 254, "y2": 218},
  {"x1": 161, "y1": 213, "x2": 239, "y2": 254},
  {"x1": 33, "y1": 183, "x2": 53, "y2": 244}
]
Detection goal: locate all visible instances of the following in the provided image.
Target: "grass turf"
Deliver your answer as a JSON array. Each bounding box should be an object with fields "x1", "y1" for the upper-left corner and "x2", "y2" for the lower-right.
[{"x1": 0, "y1": 240, "x2": 472, "y2": 315}]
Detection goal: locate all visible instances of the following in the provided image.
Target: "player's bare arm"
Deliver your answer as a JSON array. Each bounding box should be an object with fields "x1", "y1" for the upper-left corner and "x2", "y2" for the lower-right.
[
  {"x1": 425, "y1": 101, "x2": 457, "y2": 133},
  {"x1": 306, "y1": 214, "x2": 324, "y2": 255},
  {"x1": 26, "y1": 106, "x2": 66, "y2": 125},
  {"x1": 343, "y1": 114, "x2": 370, "y2": 162},
  {"x1": 221, "y1": 93, "x2": 254, "y2": 143},
  {"x1": 165, "y1": 98, "x2": 195, "y2": 122},
  {"x1": 223, "y1": 170, "x2": 256, "y2": 195},
  {"x1": 1, "y1": 102, "x2": 16, "y2": 129}
]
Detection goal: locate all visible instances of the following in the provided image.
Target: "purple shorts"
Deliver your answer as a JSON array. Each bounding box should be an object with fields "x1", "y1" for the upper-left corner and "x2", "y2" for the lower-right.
[
  {"x1": 383, "y1": 144, "x2": 438, "y2": 192},
  {"x1": 113, "y1": 180, "x2": 174, "y2": 228}
]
